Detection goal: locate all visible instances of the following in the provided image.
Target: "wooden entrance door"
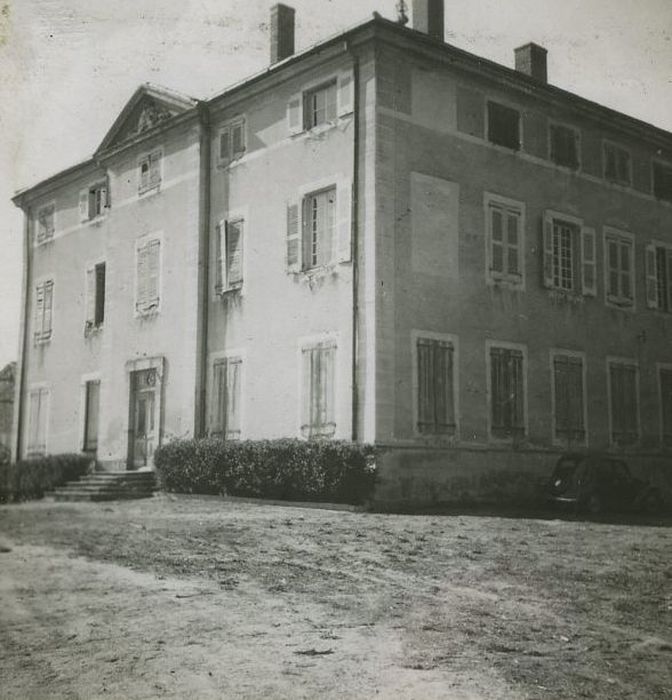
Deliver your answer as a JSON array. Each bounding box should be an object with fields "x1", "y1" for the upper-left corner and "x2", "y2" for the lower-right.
[{"x1": 129, "y1": 368, "x2": 158, "y2": 469}]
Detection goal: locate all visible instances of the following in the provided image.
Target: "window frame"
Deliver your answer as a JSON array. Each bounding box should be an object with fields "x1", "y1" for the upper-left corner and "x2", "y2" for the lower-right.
[
  {"x1": 214, "y1": 214, "x2": 245, "y2": 296},
  {"x1": 485, "y1": 99, "x2": 522, "y2": 151},
  {"x1": 217, "y1": 117, "x2": 247, "y2": 166},
  {"x1": 35, "y1": 201, "x2": 56, "y2": 246},
  {"x1": 411, "y1": 330, "x2": 459, "y2": 439},
  {"x1": 548, "y1": 121, "x2": 581, "y2": 171},
  {"x1": 303, "y1": 79, "x2": 338, "y2": 131},
  {"x1": 26, "y1": 384, "x2": 50, "y2": 457},
  {"x1": 544, "y1": 210, "x2": 584, "y2": 295},
  {"x1": 603, "y1": 140, "x2": 632, "y2": 187},
  {"x1": 137, "y1": 148, "x2": 162, "y2": 196},
  {"x1": 134, "y1": 233, "x2": 163, "y2": 317},
  {"x1": 486, "y1": 340, "x2": 528, "y2": 442},
  {"x1": 209, "y1": 350, "x2": 244, "y2": 440},
  {"x1": 549, "y1": 349, "x2": 588, "y2": 447},
  {"x1": 606, "y1": 357, "x2": 640, "y2": 448},
  {"x1": 301, "y1": 185, "x2": 337, "y2": 271},
  {"x1": 484, "y1": 193, "x2": 525, "y2": 289},
  {"x1": 603, "y1": 227, "x2": 635, "y2": 310},
  {"x1": 652, "y1": 159, "x2": 672, "y2": 204},
  {"x1": 298, "y1": 335, "x2": 338, "y2": 440}
]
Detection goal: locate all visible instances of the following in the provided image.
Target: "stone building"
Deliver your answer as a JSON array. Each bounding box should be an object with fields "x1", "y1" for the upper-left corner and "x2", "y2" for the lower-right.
[{"x1": 12, "y1": 1, "x2": 672, "y2": 503}]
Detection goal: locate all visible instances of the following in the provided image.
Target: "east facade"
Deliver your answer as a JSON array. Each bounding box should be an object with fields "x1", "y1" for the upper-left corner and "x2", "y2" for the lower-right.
[{"x1": 11, "y1": 2, "x2": 672, "y2": 504}]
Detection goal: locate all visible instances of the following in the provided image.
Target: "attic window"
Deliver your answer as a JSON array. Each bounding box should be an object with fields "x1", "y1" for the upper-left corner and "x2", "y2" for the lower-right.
[
  {"x1": 487, "y1": 101, "x2": 520, "y2": 150},
  {"x1": 138, "y1": 150, "x2": 162, "y2": 194},
  {"x1": 604, "y1": 142, "x2": 631, "y2": 186},
  {"x1": 550, "y1": 124, "x2": 580, "y2": 169},
  {"x1": 219, "y1": 118, "x2": 246, "y2": 165},
  {"x1": 653, "y1": 161, "x2": 672, "y2": 203},
  {"x1": 304, "y1": 81, "x2": 337, "y2": 130}
]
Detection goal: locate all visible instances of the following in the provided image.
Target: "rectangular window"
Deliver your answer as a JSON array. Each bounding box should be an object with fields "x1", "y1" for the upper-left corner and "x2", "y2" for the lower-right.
[
  {"x1": 487, "y1": 101, "x2": 520, "y2": 150},
  {"x1": 660, "y1": 368, "x2": 672, "y2": 447},
  {"x1": 490, "y1": 346, "x2": 525, "y2": 439},
  {"x1": 86, "y1": 263, "x2": 106, "y2": 331},
  {"x1": 550, "y1": 124, "x2": 579, "y2": 169},
  {"x1": 605, "y1": 231, "x2": 634, "y2": 307},
  {"x1": 219, "y1": 119, "x2": 246, "y2": 164},
  {"x1": 138, "y1": 151, "x2": 161, "y2": 193},
  {"x1": 604, "y1": 142, "x2": 631, "y2": 186},
  {"x1": 301, "y1": 342, "x2": 336, "y2": 438},
  {"x1": 83, "y1": 380, "x2": 100, "y2": 452},
  {"x1": 34, "y1": 280, "x2": 54, "y2": 344},
  {"x1": 27, "y1": 387, "x2": 49, "y2": 456},
  {"x1": 486, "y1": 196, "x2": 523, "y2": 285},
  {"x1": 216, "y1": 220, "x2": 244, "y2": 292},
  {"x1": 609, "y1": 361, "x2": 639, "y2": 446},
  {"x1": 36, "y1": 204, "x2": 55, "y2": 244},
  {"x1": 552, "y1": 354, "x2": 586, "y2": 443},
  {"x1": 302, "y1": 187, "x2": 336, "y2": 269},
  {"x1": 212, "y1": 357, "x2": 242, "y2": 439},
  {"x1": 653, "y1": 161, "x2": 672, "y2": 203},
  {"x1": 135, "y1": 238, "x2": 161, "y2": 314},
  {"x1": 304, "y1": 81, "x2": 337, "y2": 130},
  {"x1": 416, "y1": 337, "x2": 456, "y2": 435},
  {"x1": 552, "y1": 219, "x2": 579, "y2": 291}
]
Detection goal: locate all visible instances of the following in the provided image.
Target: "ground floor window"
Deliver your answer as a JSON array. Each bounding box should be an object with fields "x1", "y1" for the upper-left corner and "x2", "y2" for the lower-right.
[
  {"x1": 212, "y1": 357, "x2": 242, "y2": 440},
  {"x1": 608, "y1": 361, "x2": 639, "y2": 446},
  {"x1": 660, "y1": 367, "x2": 672, "y2": 447},
  {"x1": 416, "y1": 337, "x2": 456, "y2": 435},
  {"x1": 489, "y1": 346, "x2": 525, "y2": 439},
  {"x1": 552, "y1": 354, "x2": 586, "y2": 444},
  {"x1": 301, "y1": 342, "x2": 336, "y2": 438},
  {"x1": 83, "y1": 380, "x2": 100, "y2": 452},
  {"x1": 27, "y1": 387, "x2": 49, "y2": 456}
]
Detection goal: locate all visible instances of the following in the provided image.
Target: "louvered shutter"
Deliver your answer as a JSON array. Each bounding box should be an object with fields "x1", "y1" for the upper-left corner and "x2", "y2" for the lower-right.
[
  {"x1": 417, "y1": 339, "x2": 433, "y2": 432},
  {"x1": 542, "y1": 213, "x2": 554, "y2": 288},
  {"x1": 323, "y1": 346, "x2": 335, "y2": 432},
  {"x1": 490, "y1": 206, "x2": 504, "y2": 274},
  {"x1": 104, "y1": 175, "x2": 111, "y2": 208},
  {"x1": 79, "y1": 189, "x2": 90, "y2": 222},
  {"x1": 136, "y1": 244, "x2": 149, "y2": 311},
  {"x1": 645, "y1": 244, "x2": 659, "y2": 309},
  {"x1": 301, "y1": 348, "x2": 312, "y2": 437},
  {"x1": 286, "y1": 202, "x2": 300, "y2": 272},
  {"x1": 214, "y1": 223, "x2": 224, "y2": 291},
  {"x1": 227, "y1": 221, "x2": 243, "y2": 287},
  {"x1": 43, "y1": 281, "x2": 53, "y2": 337},
  {"x1": 86, "y1": 267, "x2": 96, "y2": 324},
  {"x1": 337, "y1": 70, "x2": 354, "y2": 117},
  {"x1": 34, "y1": 284, "x2": 45, "y2": 341},
  {"x1": 337, "y1": 180, "x2": 352, "y2": 263},
  {"x1": 219, "y1": 128, "x2": 230, "y2": 162},
  {"x1": 149, "y1": 151, "x2": 161, "y2": 187},
  {"x1": 287, "y1": 94, "x2": 303, "y2": 135},
  {"x1": 232, "y1": 123, "x2": 245, "y2": 157},
  {"x1": 146, "y1": 240, "x2": 160, "y2": 309},
  {"x1": 581, "y1": 227, "x2": 597, "y2": 296},
  {"x1": 211, "y1": 361, "x2": 226, "y2": 435},
  {"x1": 226, "y1": 359, "x2": 242, "y2": 439}
]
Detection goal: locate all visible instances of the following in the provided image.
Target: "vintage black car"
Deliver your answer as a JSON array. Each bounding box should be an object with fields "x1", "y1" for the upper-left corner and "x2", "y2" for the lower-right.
[{"x1": 546, "y1": 453, "x2": 663, "y2": 514}]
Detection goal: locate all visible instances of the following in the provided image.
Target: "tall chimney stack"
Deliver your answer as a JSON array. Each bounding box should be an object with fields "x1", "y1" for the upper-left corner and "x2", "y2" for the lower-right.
[
  {"x1": 514, "y1": 43, "x2": 548, "y2": 83},
  {"x1": 270, "y1": 4, "x2": 295, "y2": 64},
  {"x1": 412, "y1": 0, "x2": 444, "y2": 41}
]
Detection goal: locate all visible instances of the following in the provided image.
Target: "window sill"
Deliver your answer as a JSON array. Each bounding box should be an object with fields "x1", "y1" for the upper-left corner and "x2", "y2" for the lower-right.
[
  {"x1": 215, "y1": 283, "x2": 243, "y2": 296},
  {"x1": 35, "y1": 234, "x2": 55, "y2": 247},
  {"x1": 216, "y1": 153, "x2": 246, "y2": 170},
  {"x1": 547, "y1": 288, "x2": 585, "y2": 305},
  {"x1": 135, "y1": 305, "x2": 160, "y2": 318},
  {"x1": 138, "y1": 184, "x2": 161, "y2": 198},
  {"x1": 33, "y1": 335, "x2": 52, "y2": 346},
  {"x1": 488, "y1": 273, "x2": 524, "y2": 289},
  {"x1": 606, "y1": 296, "x2": 635, "y2": 311}
]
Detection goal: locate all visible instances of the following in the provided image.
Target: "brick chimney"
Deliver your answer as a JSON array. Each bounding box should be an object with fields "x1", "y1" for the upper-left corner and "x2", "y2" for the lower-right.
[
  {"x1": 412, "y1": 0, "x2": 444, "y2": 41},
  {"x1": 514, "y1": 43, "x2": 548, "y2": 83},
  {"x1": 270, "y1": 4, "x2": 295, "y2": 64}
]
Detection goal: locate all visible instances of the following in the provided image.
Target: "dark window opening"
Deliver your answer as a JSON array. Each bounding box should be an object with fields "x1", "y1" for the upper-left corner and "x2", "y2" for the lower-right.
[
  {"x1": 487, "y1": 101, "x2": 520, "y2": 150},
  {"x1": 653, "y1": 162, "x2": 672, "y2": 203},
  {"x1": 550, "y1": 124, "x2": 579, "y2": 169}
]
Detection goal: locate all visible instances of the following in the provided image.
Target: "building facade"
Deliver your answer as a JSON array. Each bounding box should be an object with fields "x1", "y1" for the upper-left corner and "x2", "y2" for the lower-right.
[{"x1": 11, "y1": 2, "x2": 672, "y2": 504}]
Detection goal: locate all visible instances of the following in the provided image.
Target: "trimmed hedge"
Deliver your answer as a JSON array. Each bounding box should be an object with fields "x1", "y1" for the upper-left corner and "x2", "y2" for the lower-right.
[
  {"x1": 0, "y1": 453, "x2": 93, "y2": 503},
  {"x1": 155, "y1": 438, "x2": 377, "y2": 505}
]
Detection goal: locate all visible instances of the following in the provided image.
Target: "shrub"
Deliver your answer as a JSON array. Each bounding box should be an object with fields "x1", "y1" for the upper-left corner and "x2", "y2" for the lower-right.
[
  {"x1": 0, "y1": 453, "x2": 93, "y2": 503},
  {"x1": 155, "y1": 438, "x2": 377, "y2": 505}
]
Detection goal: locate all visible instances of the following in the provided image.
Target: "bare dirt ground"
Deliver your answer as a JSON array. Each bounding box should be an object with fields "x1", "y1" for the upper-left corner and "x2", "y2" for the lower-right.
[{"x1": 0, "y1": 496, "x2": 671, "y2": 700}]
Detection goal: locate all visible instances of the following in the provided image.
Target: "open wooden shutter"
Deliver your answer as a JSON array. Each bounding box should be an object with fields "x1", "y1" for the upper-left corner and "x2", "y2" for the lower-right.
[
  {"x1": 146, "y1": 240, "x2": 160, "y2": 308},
  {"x1": 214, "y1": 223, "x2": 224, "y2": 291},
  {"x1": 79, "y1": 188, "x2": 90, "y2": 223},
  {"x1": 337, "y1": 70, "x2": 354, "y2": 117},
  {"x1": 323, "y1": 345, "x2": 336, "y2": 431},
  {"x1": 226, "y1": 221, "x2": 243, "y2": 287},
  {"x1": 86, "y1": 267, "x2": 96, "y2": 324},
  {"x1": 43, "y1": 281, "x2": 53, "y2": 337},
  {"x1": 645, "y1": 244, "x2": 659, "y2": 309},
  {"x1": 149, "y1": 151, "x2": 161, "y2": 187},
  {"x1": 301, "y1": 347, "x2": 312, "y2": 437},
  {"x1": 337, "y1": 180, "x2": 352, "y2": 263},
  {"x1": 34, "y1": 284, "x2": 45, "y2": 340},
  {"x1": 581, "y1": 227, "x2": 597, "y2": 296},
  {"x1": 226, "y1": 358, "x2": 242, "y2": 439},
  {"x1": 286, "y1": 202, "x2": 301, "y2": 272},
  {"x1": 104, "y1": 175, "x2": 111, "y2": 208},
  {"x1": 211, "y1": 361, "x2": 226, "y2": 435},
  {"x1": 542, "y1": 213, "x2": 554, "y2": 288},
  {"x1": 287, "y1": 94, "x2": 303, "y2": 135},
  {"x1": 136, "y1": 244, "x2": 149, "y2": 311}
]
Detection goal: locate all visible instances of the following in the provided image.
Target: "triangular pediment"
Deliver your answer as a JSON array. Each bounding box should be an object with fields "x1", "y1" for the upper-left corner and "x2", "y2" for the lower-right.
[{"x1": 96, "y1": 84, "x2": 197, "y2": 154}]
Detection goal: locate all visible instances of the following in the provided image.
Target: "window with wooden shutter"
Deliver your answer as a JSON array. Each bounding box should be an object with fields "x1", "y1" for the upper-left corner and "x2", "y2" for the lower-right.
[
  {"x1": 85, "y1": 263, "x2": 106, "y2": 332},
  {"x1": 219, "y1": 119, "x2": 246, "y2": 165},
  {"x1": 139, "y1": 151, "x2": 162, "y2": 194},
  {"x1": 486, "y1": 196, "x2": 523, "y2": 285},
  {"x1": 550, "y1": 124, "x2": 580, "y2": 169},
  {"x1": 543, "y1": 213, "x2": 582, "y2": 293},
  {"x1": 337, "y1": 70, "x2": 354, "y2": 117},
  {"x1": 34, "y1": 280, "x2": 54, "y2": 344},
  {"x1": 211, "y1": 357, "x2": 242, "y2": 439},
  {"x1": 36, "y1": 205, "x2": 55, "y2": 244},
  {"x1": 581, "y1": 227, "x2": 597, "y2": 296},
  {"x1": 660, "y1": 368, "x2": 672, "y2": 447},
  {"x1": 27, "y1": 387, "x2": 49, "y2": 456},
  {"x1": 490, "y1": 346, "x2": 525, "y2": 439},
  {"x1": 215, "y1": 220, "x2": 244, "y2": 293},
  {"x1": 83, "y1": 380, "x2": 100, "y2": 452},
  {"x1": 304, "y1": 81, "x2": 337, "y2": 130},
  {"x1": 604, "y1": 142, "x2": 631, "y2": 186},
  {"x1": 302, "y1": 187, "x2": 336, "y2": 270},
  {"x1": 135, "y1": 239, "x2": 161, "y2": 314},
  {"x1": 609, "y1": 361, "x2": 639, "y2": 446},
  {"x1": 645, "y1": 244, "x2": 672, "y2": 312},
  {"x1": 301, "y1": 342, "x2": 336, "y2": 439},
  {"x1": 416, "y1": 338, "x2": 456, "y2": 435},
  {"x1": 604, "y1": 231, "x2": 634, "y2": 308},
  {"x1": 553, "y1": 354, "x2": 586, "y2": 444},
  {"x1": 286, "y1": 203, "x2": 300, "y2": 272}
]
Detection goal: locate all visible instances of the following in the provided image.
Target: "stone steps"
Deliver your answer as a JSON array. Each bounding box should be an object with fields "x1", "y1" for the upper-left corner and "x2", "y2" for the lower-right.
[{"x1": 50, "y1": 471, "x2": 157, "y2": 502}]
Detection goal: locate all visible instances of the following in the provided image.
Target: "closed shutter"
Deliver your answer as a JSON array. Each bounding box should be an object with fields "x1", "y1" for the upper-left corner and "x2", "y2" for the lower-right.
[
  {"x1": 581, "y1": 227, "x2": 597, "y2": 296},
  {"x1": 79, "y1": 189, "x2": 90, "y2": 223},
  {"x1": 225, "y1": 358, "x2": 242, "y2": 439},
  {"x1": 104, "y1": 175, "x2": 111, "y2": 208},
  {"x1": 28, "y1": 391, "x2": 40, "y2": 451},
  {"x1": 86, "y1": 267, "x2": 96, "y2": 324},
  {"x1": 84, "y1": 381, "x2": 100, "y2": 451},
  {"x1": 146, "y1": 240, "x2": 160, "y2": 309},
  {"x1": 645, "y1": 244, "x2": 659, "y2": 309},
  {"x1": 542, "y1": 213, "x2": 554, "y2": 288},
  {"x1": 505, "y1": 210, "x2": 520, "y2": 276},
  {"x1": 286, "y1": 202, "x2": 300, "y2": 272},
  {"x1": 214, "y1": 222, "x2": 224, "y2": 291},
  {"x1": 287, "y1": 94, "x2": 303, "y2": 135},
  {"x1": 301, "y1": 347, "x2": 312, "y2": 437},
  {"x1": 34, "y1": 284, "x2": 45, "y2": 340},
  {"x1": 42, "y1": 281, "x2": 53, "y2": 338},
  {"x1": 490, "y1": 206, "x2": 504, "y2": 274},
  {"x1": 232, "y1": 122, "x2": 245, "y2": 157},
  {"x1": 337, "y1": 70, "x2": 354, "y2": 117},
  {"x1": 337, "y1": 181, "x2": 352, "y2": 263},
  {"x1": 226, "y1": 221, "x2": 243, "y2": 287},
  {"x1": 136, "y1": 244, "x2": 149, "y2": 311},
  {"x1": 211, "y1": 361, "x2": 227, "y2": 435},
  {"x1": 417, "y1": 339, "x2": 433, "y2": 433},
  {"x1": 149, "y1": 151, "x2": 161, "y2": 187}
]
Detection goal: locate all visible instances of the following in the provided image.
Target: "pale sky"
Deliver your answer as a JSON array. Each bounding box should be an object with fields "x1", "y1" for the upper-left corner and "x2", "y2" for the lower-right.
[{"x1": 1, "y1": 0, "x2": 671, "y2": 367}]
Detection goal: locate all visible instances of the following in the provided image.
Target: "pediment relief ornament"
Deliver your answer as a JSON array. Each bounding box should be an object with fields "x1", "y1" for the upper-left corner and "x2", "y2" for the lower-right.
[{"x1": 134, "y1": 101, "x2": 173, "y2": 136}]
